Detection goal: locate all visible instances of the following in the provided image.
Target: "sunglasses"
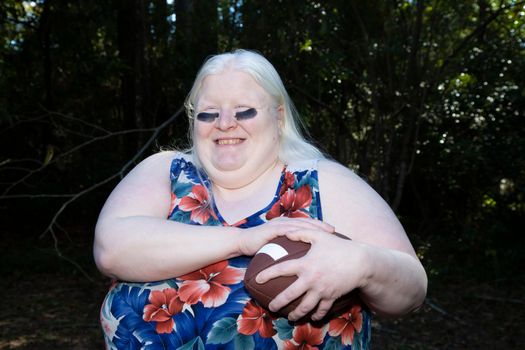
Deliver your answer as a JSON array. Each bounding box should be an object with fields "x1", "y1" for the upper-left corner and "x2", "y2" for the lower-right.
[{"x1": 195, "y1": 108, "x2": 258, "y2": 123}]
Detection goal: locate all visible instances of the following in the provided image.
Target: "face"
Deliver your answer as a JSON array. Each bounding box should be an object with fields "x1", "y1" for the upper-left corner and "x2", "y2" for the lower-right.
[{"x1": 194, "y1": 70, "x2": 283, "y2": 187}]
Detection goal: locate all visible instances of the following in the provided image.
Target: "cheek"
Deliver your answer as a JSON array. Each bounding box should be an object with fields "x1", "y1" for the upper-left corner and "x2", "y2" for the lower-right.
[
  {"x1": 194, "y1": 123, "x2": 210, "y2": 141},
  {"x1": 256, "y1": 120, "x2": 280, "y2": 147},
  {"x1": 193, "y1": 125, "x2": 211, "y2": 157}
]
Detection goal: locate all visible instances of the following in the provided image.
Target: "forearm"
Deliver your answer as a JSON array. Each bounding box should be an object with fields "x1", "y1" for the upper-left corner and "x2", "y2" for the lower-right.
[
  {"x1": 94, "y1": 216, "x2": 242, "y2": 282},
  {"x1": 358, "y1": 243, "x2": 427, "y2": 317}
]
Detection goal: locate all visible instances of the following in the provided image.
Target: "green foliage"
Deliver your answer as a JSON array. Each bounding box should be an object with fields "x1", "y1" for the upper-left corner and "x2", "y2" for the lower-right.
[{"x1": 0, "y1": 0, "x2": 524, "y2": 281}]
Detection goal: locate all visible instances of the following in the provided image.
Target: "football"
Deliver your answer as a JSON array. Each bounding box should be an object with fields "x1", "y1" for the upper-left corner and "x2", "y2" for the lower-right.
[{"x1": 244, "y1": 233, "x2": 360, "y2": 320}]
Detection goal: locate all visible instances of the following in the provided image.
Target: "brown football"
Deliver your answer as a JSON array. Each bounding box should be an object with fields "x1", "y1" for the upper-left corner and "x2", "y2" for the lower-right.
[{"x1": 244, "y1": 233, "x2": 361, "y2": 320}]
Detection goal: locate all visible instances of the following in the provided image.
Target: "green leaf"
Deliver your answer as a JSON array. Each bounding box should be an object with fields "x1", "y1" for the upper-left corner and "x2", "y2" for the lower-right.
[
  {"x1": 165, "y1": 279, "x2": 179, "y2": 289},
  {"x1": 168, "y1": 209, "x2": 191, "y2": 223},
  {"x1": 206, "y1": 317, "x2": 238, "y2": 344},
  {"x1": 43, "y1": 145, "x2": 54, "y2": 166},
  {"x1": 352, "y1": 330, "x2": 362, "y2": 349},
  {"x1": 274, "y1": 318, "x2": 293, "y2": 340},
  {"x1": 234, "y1": 333, "x2": 255, "y2": 350},
  {"x1": 300, "y1": 38, "x2": 313, "y2": 52},
  {"x1": 324, "y1": 336, "x2": 343, "y2": 350},
  {"x1": 196, "y1": 337, "x2": 205, "y2": 350},
  {"x1": 173, "y1": 182, "x2": 194, "y2": 198},
  {"x1": 177, "y1": 336, "x2": 203, "y2": 350}
]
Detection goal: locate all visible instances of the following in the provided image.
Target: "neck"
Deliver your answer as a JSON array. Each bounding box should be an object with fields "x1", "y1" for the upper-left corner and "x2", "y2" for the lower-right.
[{"x1": 212, "y1": 158, "x2": 284, "y2": 202}]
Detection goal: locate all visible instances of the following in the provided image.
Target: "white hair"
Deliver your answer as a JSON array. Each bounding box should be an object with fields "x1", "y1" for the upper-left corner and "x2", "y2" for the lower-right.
[{"x1": 184, "y1": 49, "x2": 324, "y2": 167}]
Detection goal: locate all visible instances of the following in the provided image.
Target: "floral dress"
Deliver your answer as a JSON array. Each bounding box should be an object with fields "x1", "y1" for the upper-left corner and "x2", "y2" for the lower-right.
[{"x1": 100, "y1": 154, "x2": 372, "y2": 349}]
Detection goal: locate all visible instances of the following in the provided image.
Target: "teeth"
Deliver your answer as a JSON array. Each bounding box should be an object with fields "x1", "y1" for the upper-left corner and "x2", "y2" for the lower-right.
[{"x1": 217, "y1": 139, "x2": 242, "y2": 145}]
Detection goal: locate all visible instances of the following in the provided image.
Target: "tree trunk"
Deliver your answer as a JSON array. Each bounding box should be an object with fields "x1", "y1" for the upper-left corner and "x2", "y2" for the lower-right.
[
  {"x1": 175, "y1": 0, "x2": 218, "y2": 82},
  {"x1": 116, "y1": 0, "x2": 148, "y2": 157},
  {"x1": 40, "y1": 0, "x2": 53, "y2": 109}
]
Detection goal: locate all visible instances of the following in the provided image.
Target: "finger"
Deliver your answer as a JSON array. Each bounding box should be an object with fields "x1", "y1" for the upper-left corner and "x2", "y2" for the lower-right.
[
  {"x1": 283, "y1": 228, "x2": 324, "y2": 244},
  {"x1": 268, "y1": 279, "x2": 309, "y2": 314},
  {"x1": 311, "y1": 299, "x2": 334, "y2": 321},
  {"x1": 270, "y1": 217, "x2": 334, "y2": 232},
  {"x1": 284, "y1": 228, "x2": 352, "y2": 246},
  {"x1": 287, "y1": 291, "x2": 322, "y2": 321},
  {"x1": 255, "y1": 259, "x2": 299, "y2": 284},
  {"x1": 287, "y1": 217, "x2": 334, "y2": 232},
  {"x1": 291, "y1": 218, "x2": 334, "y2": 232}
]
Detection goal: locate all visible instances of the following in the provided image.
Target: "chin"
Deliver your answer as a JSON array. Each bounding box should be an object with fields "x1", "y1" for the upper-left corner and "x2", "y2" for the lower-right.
[{"x1": 211, "y1": 158, "x2": 246, "y2": 172}]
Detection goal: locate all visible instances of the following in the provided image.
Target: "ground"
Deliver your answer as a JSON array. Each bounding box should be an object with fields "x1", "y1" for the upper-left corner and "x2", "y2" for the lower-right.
[{"x1": 1, "y1": 233, "x2": 523, "y2": 349}]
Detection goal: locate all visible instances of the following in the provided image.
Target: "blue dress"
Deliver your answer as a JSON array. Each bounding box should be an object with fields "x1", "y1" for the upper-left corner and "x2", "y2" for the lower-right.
[{"x1": 100, "y1": 154, "x2": 372, "y2": 349}]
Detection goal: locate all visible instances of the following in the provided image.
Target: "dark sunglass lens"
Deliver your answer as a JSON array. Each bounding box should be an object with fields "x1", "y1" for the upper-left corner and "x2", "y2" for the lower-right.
[
  {"x1": 196, "y1": 112, "x2": 219, "y2": 122},
  {"x1": 235, "y1": 108, "x2": 257, "y2": 120}
]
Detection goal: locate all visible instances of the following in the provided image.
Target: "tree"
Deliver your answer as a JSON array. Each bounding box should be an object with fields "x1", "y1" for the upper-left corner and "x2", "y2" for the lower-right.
[{"x1": 0, "y1": 0, "x2": 523, "y2": 280}]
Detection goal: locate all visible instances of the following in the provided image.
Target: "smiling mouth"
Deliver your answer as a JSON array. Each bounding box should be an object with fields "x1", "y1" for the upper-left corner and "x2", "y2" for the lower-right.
[{"x1": 216, "y1": 138, "x2": 244, "y2": 145}]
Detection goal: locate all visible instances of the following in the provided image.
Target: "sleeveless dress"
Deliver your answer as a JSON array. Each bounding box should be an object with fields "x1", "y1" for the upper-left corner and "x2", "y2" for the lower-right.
[{"x1": 100, "y1": 154, "x2": 372, "y2": 349}]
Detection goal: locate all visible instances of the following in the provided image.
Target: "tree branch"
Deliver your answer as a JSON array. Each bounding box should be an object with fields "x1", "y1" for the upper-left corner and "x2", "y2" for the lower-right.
[
  {"x1": 2, "y1": 107, "x2": 184, "y2": 281},
  {"x1": 2, "y1": 127, "x2": 156, "y2": 196},
  {"x1": 438, "y1": 1, "x2": 525, "y2": 76}
]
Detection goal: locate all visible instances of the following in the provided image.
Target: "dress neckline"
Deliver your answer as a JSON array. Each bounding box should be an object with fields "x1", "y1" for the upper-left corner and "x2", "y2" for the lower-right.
[{"x1": 208, "y1": 165, "x2": 288, "y2": 227}]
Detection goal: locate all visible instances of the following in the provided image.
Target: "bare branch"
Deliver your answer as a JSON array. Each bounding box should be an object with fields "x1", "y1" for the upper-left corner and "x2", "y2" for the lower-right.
[
  {"x1": 2, "y1": 107, "x2": 184, "y2": 280},
  {"x1": 39, "y1": 106, "x2": 184, "y2": 240},
  {"x1": 0, "y1": 114, "x2": 50, "y2": 135},
  {"x1": 43, "y1": 107, "x2": 112, "y2": 135},
  {"x1": 425, "y1": 298, "x2": 468, "y2": 326},
  {"x1": 289, "y1": 84, "x2": 340, "y2": 116},
  {"x1": 2, "y1": 127, "x2": 156, "y2": 196},
  {"x1": 1, "y1": 193, "x2": 75, "y2": 199},
  {"x1": 474, "y1": 295, "x2": 525, "y2": 304}
]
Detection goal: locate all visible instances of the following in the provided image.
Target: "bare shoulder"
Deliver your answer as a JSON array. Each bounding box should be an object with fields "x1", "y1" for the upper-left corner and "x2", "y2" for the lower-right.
[
  {"x1": 317, "y1": 159, "x2": 380, "y2": 205},
  {"x1": 99, "y1": 151, "x2": 182, "y2": 219},
  {"x1": 318, "y1": 159, "x2": 368, "y2": 187},
  {"x1": 129, "y1": 150, "x2": 180, "y2": 176},
  {"x1": 318, "y1": 159, "x2": 416, "y2": 256},
  {"x1": 120, "y1": 150, "x2": 183, "y2": 195}
]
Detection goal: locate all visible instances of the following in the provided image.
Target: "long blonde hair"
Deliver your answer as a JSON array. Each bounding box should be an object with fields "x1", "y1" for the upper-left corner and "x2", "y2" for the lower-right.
[{"x1": 184, "y1": 49, "x2": 324, "y2": 167}]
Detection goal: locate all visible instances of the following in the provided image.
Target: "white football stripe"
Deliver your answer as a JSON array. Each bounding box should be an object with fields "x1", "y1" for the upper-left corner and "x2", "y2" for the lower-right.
[{"x1": 256, "y1": 243, "x2": 288, "y2": 261}]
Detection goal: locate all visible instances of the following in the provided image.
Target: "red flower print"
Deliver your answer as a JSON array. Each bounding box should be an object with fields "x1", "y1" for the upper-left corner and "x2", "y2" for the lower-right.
[
  {"x1": 143, "y1": 288, "x2": 184, "y2": 334},
  {"x1": 328, "y1": 304, "x2": 363, "y2": 345},
  {"x1": 178, "y1": 260, "x2": 244, "y2": 307},
  {"x1": 266, "y1": 185, "x2": 312, "y2": 220},
  {"x1": 237, "y1": 300, "x2": 277, "y2": 338},
  {"x1": 283, "y1": 323, "x2": 325, "y2": 350},
  {"x1": 279, "y1": 171, "x2": 295, "y2": 196},
  {"x1": 179, "y1": 184, "x2": 218, "y2": 224}
]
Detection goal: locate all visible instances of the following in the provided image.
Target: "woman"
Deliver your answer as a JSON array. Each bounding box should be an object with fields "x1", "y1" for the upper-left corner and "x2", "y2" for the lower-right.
[{"x1": 94, "y1": 49, "x2": 427, "y2": 349}]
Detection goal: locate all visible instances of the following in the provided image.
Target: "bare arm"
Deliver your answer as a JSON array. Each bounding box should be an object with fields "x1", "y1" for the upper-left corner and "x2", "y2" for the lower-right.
[
  {"x1": 93, "y1": 151, "x2": 240, "y2": 281},
  {"x1": 94, "y1": 151, "x2": 334, "y2": 281},
  {"x1": 319, "y1": 160, "x2": 427, "y2": 317},
  {"x1": 256, "y1": 159, "x2": 427, "y2": 320}
]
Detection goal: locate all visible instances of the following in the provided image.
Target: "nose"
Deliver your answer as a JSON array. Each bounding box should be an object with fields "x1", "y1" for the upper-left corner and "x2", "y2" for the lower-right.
[{"x1": 216, "y1": 109, "x2": 237, "y2": 130}]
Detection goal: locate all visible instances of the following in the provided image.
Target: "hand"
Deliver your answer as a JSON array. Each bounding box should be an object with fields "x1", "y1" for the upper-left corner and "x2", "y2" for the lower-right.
[
  {"x1": 255, "y1": 229, "x2": 368, "y2": 321},
  {"x1": 237, "y1": 217, "x2": 334, "y2": 256}
]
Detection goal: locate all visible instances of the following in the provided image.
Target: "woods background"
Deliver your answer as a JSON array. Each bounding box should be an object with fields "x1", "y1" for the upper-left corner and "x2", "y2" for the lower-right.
[{"x1": 1, "y1": 0, "x2": 524, "y2": 348}]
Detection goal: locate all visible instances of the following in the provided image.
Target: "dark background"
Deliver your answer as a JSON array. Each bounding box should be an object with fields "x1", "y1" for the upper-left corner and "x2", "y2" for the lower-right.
[{"x1": 1, "y1": 1, "x2": 524, "y2": 348}]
